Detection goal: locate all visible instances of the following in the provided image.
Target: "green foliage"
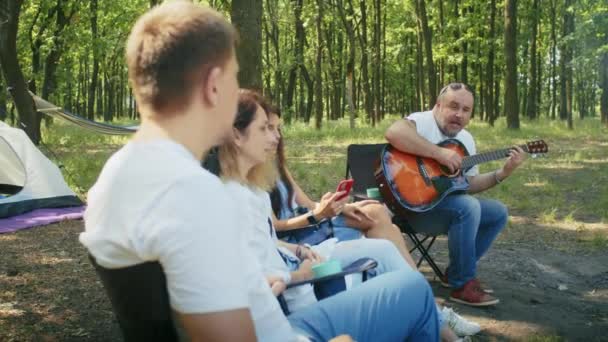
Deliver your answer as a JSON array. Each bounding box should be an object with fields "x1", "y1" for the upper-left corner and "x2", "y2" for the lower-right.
[{"x1": 6, "y1": 0, "x2": 605, "y2": 128}]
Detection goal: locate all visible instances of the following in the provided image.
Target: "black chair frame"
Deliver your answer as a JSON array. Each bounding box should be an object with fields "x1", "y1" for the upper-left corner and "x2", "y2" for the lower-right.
[{"x1": 344, "y1": 143, "x2": 444, "y2": 279}]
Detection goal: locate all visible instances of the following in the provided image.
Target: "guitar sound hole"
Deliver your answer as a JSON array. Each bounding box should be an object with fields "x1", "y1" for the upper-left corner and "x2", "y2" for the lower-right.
[{"x1": 439, "y1": 165, "x2": 460, "y2": 178}]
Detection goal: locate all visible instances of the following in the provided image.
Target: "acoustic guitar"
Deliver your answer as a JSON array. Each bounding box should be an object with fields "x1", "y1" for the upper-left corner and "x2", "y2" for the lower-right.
[{"x1": 375, "y1": 139, "x2": 548, "y2": 215}]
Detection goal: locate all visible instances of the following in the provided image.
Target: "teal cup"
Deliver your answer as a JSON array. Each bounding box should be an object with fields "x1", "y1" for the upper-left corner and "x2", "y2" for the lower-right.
[
  {"x1": 312, "y1": 260, "x2": 343, "y2": 278},
  {"x1": 366, "y1": 187, "x2": 381, "y2": 200}
]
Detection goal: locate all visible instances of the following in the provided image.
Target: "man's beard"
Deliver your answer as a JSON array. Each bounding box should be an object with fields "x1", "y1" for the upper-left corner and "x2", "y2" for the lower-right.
[{"x1": 438, "y1": 123, "x2": 458, "y2": 138}]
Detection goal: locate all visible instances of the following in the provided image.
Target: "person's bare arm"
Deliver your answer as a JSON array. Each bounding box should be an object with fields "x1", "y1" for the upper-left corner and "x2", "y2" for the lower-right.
[
  {"x1": 272, "y1": 211, "x2": 317, "y2": 231},
  {"x1": 467, "y1": 146, "x2": 526, "y2": 194},
  {"x1": 385, "y1": 119, "x2": 462, "y2": 172},
  {"x1": 286, "y1": 169, "x2": 317, "y2": 210},
  {"x1": 177, "y1": 309, "x2": 257, "y2": 342},
  {"x1": 272, "y1": 192, "x2": 344, "y2": 231}
]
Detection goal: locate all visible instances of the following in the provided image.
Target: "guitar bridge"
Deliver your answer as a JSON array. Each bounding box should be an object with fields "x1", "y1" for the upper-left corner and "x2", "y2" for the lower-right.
[{"x1": 416, "y1": 157, "x2": 432, "y2": 186}]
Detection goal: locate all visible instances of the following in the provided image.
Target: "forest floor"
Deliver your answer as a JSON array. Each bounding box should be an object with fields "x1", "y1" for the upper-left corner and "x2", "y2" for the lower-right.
[{"x1": 1, "y1": 117, "x2": 606, "y2": 341}]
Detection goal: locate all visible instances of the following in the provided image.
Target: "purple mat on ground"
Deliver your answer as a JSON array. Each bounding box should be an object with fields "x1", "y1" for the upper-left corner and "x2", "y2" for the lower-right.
[{"x1": 0, "y1": 206, "x2": 86, "y2": 234}]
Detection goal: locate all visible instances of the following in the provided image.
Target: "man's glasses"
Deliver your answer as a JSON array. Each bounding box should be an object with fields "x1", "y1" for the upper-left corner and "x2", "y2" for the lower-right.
[{"x1": 439, "y1": 83, "x2": 474, "y2": 97}]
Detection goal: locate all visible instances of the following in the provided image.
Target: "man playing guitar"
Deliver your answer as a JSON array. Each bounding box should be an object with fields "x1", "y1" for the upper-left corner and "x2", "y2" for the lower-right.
[{"x1": 385, "y1": 82, "x2": 527, "y2": 307}]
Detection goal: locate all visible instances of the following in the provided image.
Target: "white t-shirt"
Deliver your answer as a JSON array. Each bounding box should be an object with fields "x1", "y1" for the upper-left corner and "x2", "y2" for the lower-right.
[
  {"x1": 80, "y1": 139, "x2": 296, "y2": 341},
  {"x1": 407, "y1": 110, "x2": 479, "y2": 176},
  {"x1": 225, "y1": 181, "x2": 340, "y2": 312}
]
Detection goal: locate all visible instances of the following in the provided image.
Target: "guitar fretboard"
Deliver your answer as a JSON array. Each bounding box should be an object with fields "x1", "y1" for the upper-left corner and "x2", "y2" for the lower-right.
[{"x1": 462, "y1": 144, "x2": 528, "y2": 170}]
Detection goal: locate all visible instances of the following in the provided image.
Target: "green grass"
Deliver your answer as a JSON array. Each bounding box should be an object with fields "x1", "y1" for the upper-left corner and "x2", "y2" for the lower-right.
[
  {"x1": 283, "y1": 115, "x2": 608, "y2": 223},
  {"x1": 40, "y1": 114, "x2": 608, "y2": 230}
]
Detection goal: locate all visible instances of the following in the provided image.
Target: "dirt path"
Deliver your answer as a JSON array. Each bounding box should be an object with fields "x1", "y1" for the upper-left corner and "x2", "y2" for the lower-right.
[
  {"x1": 419, "y1": 221, "x2": 608, "y2": 341},
  {"x1": 1, "y1": 218, "x2": 606, "y2": 341}
]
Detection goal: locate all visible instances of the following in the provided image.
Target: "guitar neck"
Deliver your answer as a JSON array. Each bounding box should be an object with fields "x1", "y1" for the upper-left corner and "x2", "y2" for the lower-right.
[{"x1": 462, "y1": 144, "x2": 528, "y2": 169}]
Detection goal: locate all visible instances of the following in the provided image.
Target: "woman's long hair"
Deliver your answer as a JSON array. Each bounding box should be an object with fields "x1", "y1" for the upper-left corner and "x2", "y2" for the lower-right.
[
  {"x1": 218, "y1": 89, "x2": 276, "y2": 190},
  {"x1": 263, "y1": 104, "x2": 294, "y2": 217}
]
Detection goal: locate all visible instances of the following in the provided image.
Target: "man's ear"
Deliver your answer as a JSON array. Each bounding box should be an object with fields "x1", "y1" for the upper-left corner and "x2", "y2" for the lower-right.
[{"x1": 202, "y1": 66, "x2": 222, "y2": 107}]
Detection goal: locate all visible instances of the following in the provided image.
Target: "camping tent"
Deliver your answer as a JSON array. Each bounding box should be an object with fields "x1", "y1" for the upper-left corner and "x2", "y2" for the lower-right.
[{"x1": 0, "y1": 121, "x2": 83, "y2": 219}]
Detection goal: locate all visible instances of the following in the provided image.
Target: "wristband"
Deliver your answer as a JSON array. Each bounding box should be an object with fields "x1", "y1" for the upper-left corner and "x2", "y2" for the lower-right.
[{"x1": 494, "y1": 170, "x2": 503, "y2": 184}]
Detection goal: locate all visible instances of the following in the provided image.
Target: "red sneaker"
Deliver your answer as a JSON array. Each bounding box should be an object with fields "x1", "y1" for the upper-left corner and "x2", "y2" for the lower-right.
[
  {"x1": 441, "y1": 270, "x2": 494, "y2": 294},
  {"x1": 450, "y1": 279, "x2": 500, "y2": 307}
]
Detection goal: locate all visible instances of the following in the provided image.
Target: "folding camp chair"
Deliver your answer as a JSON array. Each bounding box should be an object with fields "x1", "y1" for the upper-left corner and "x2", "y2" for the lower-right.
[
  {"x1": 90, "y1": 254, "x2": 377, "y2": 336},
  {"x1": 344, "y1": 143, "x2": 444, "y2": 279},
  {"x1": 89, "y1": 255, "x2": 179, "y2": 341}
]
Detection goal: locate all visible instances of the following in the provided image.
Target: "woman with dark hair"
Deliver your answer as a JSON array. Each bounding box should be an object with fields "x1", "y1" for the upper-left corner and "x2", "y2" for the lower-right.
[{"x1": 263, "y1": 104, "x2": 420, "y2": 267}]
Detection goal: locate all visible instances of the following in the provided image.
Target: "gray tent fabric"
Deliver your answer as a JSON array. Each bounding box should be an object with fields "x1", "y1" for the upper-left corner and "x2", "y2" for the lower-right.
[
  {"x1": 32, "y1": 93, "x2": 138, "y2": 135},
  {"x1": 0, "y1": 122, "x2": 83, "y2": 218}
]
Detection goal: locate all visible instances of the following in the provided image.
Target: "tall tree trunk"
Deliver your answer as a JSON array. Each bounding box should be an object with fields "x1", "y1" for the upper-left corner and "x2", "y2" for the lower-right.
[
  {"x1": 438, "y1": 0, "x2": 445, "y2": 87},
  {"x1": 550, "y1": 0, "x2": 557, "y2": 120},
  {"x1": 231, "y1": 0, "x2": 263, "y2": 90},
  {"x1": 460, "y1": 5, "x2": 471, "y2": 85},
  {"x1": 371, "y1": 0, "x2": 381, "y2": 126},
  {"x1": 536, "y1": 42, "x2": 542, "y2": 116},
  {"x1": 266, "y1": 0, "x2": 282, "y2": 107},
  {"x1": 559, "y1": 0, "x2": 574, "y2": 129},
  {"x1": 504, "y1": 0, "x2": 519, "y2": 129},
  {"x1": 601, "y1": 49, "x2": 608, "y2": 126},
  {"x1": 0, "y1": 74, "x2": 6, "y2": 121},
  {"x1": 380, "y1": 4, "x2": 386, "y2": 120},
  {"x1": 285, "y1": 0, "x2": 306, "y2": 122},
  {"x1": 27, "y1": 5, "x2": 54, "y2": 95},
  {"x1": 0, "y1": 0, "x2": 40, "y2": 143},
  {"x1": 301, "y1": 65, "x2": 313, "y2": 123},
  {"x1": 526, "y1": 0, "x2": 539, "y2": 119},
  {"x1": 486, "y1": 0, "x2": 496, "y2": 126},
  {"x1": 519, "y1": 39, "x2": 528, "y2": 117},
  {"x1": 88, "y1": 0, "x2": 99, "y2": 120},
  {"x1": 337, "y1": 0, "x2": 357, "y2": 128},
  {"x1": 314, "y1": 0, "x2": 323, "y2": 129},
  {"x1": 415, "y1": 23, "x2": 424, "y2": 111},
  {"x1": 417, "y1": 0, "x2": 437, "y2": 107},
  {"x1": 41, "y1": 0, "x2": 76, "y2": 104},
  {"x1": 96, "y1": 76, "x2": 103, "y2": 118},
  {"x1": 359, "y1": 0, "x2": 372, "y2": 122}
]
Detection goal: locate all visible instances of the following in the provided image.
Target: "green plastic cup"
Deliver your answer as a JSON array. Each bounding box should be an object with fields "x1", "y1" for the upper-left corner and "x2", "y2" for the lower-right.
[
  {"x1": 366, "y1": 187, "x2": 381, "y2": 200},
  {"x1": 312, "y1": 260, "x2": 343, "y2": 278}
]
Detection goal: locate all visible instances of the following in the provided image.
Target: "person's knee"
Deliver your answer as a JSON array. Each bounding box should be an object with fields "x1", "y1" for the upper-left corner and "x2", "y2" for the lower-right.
[
  {"x1": 365, "y1": 203, "x2": 392, "y2": 223},
  {"x1": 359, "y1": 238, "x2": 396, "y2": 257},
  {"x1": 459, "y1": 195, "x2": 482, "y2": 217},
  {"x1": 498, "y1": 201, "x2": 508, "y2": 219},
  {"x1": 393, "y1": 269, "x2": 432, "y2": 296},
  {"x1": 493, "y1": 200, "x2": 509, "y2": 228}
]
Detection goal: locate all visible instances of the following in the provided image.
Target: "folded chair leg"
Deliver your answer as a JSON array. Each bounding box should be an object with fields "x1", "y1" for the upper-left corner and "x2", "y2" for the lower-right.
[{"x1": 406, "y1": 233, "x2": 444, "y2": 279}]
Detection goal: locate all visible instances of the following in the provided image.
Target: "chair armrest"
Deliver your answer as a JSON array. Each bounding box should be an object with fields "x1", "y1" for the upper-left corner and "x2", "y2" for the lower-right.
[
  {"x1": 286, "y1": 258, "x2": 377, "y2": 289},
  {"x1": 275, "y1": 218, "x2": 332, "y2": 239}
]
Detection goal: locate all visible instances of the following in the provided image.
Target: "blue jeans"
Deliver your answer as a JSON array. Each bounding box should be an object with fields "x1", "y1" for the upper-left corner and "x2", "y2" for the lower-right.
[
  {"x1": 288, "y1": 268, "x2": 440, "y2": 342},
  {"x1": 330, "y1": 238, "x2": 408, "y2": 275},
  {"x1": 406, "y1": 195, "x2": 508, "y2": 288},
  {"x1": 331, "y1": 214, "x2": 364, "y2": 241}
]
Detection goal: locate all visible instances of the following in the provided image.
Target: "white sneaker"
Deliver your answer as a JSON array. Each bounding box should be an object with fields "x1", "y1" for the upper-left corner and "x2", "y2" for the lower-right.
[
  {"x1": 442, "y1": 307, "x2": 481, "y2": 336},
  {"x1": 454, "y1": 337, "x2": 472, "y2": 342}
]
